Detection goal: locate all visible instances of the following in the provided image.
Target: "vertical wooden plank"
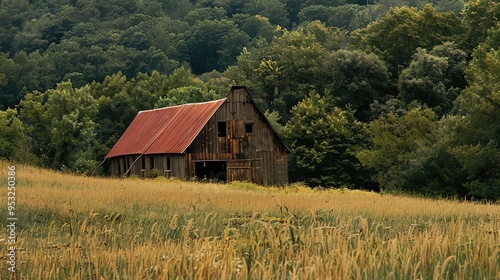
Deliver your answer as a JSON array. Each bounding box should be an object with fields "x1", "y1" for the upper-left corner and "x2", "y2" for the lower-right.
[
  {"x1": 183, "y1": 155, "x2": 188, "y2": 180},
  {"x1": 119, "y1": 158, "x2": 124, "y2": 177},
  {"x1": 169, "y1": 155, "x2": 179, "y2": 179},
  {"x1": 237, "y1": 120, "x2": 245, "y2": 138},
  {"x1": 135, "y1": 156, "x2": 139, "y2": 175},
  {"x1": 228, "y1": 119, "x2": 234, "y2": 139},
  {"x1": 269, "y1": 152, "x2": 274, "y2": 185},
  {"x1": 185, "y1": 153, "x2": 191, "y2": 179},
  {"x1": 284, "y1": 152, "x2": 288, "y2": 185},
  {"x1": 213, "y1": 120, "x2": 217, "y2": 152},
  {"x1": 110, "y1": 159, "x2": 115, "y2": 176}
]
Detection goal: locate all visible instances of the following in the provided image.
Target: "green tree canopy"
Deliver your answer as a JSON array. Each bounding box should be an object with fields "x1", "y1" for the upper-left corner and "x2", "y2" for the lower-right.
[
  {"x1": 461, "y1": 0, "x2": 500, "y2": 51},
  {"x1": 284, "y1": 93, "x2": 371, "y2": 189},
  {"x1": 398, "y1": 42, "x2": 468, "y2": 116},
  {"x1": 357, "y1": 107, "x2": 465, "y2": 196},
  {"x1": 243, "y1": 0, "x2": 290, "y2": 27},
  {"x1": 298, "y1": 4, "x2": 370, "y2": 31},
  {"x1": 351, "y1": 4, "x2": 465, "y2": 75},
  {"x1": 155, "y1": 86, "x2": 222, "y2": 108},
  {"x1": 448, "y1": 26, "x2": 500, "y2": 199},
  {"x1": 226, "y1": 21, "x2": 346, "y2": 122},
  {"x1": 232, "y1": 14, "x2": 278, "y2": 42},
  {"x1": 187, "y1": 19, "x2": 250, "y2": 74},
  {"x1": 0, "y1": 109, "x2": 31, "y2": 161},
  {"x1": 18, "y1": 81, "x2": 98, "y2": 172},
  {"x1": 324, "y1": 49, "x2": 390, "y2": 122}
]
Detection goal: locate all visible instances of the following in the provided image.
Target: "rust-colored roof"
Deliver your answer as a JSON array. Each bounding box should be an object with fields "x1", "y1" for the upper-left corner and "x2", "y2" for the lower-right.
[{"x1": 105, "y1": 99, "x2": 226, "y2": 158}]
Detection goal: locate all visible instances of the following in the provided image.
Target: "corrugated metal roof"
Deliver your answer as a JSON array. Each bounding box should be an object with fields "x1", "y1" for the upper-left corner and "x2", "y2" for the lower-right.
[{"x1": 105, "y1": 99, "x2": 226, "y2": 158}]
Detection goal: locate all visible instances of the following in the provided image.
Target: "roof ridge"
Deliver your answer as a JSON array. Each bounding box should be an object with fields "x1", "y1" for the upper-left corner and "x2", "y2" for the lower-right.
[{"x1": 139, "y1": 98, "x2": 227, "y2": 114}]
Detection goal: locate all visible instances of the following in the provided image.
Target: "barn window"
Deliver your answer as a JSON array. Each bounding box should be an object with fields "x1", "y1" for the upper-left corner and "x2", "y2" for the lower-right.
[
  {"x1": 218, "y1": 122, "x2": 227, "y2": 137},
  {"x1": 164, "y1": 156, "x2": 172, "y2": 178},
  {"x1": 141, "y1": 156, "x2": 146, "y2": 169},
  {"x1": 245, "y1": 123, "x2": 253, "y2": 134},
  {"x1": 150, "y1": 156, "x2": 155, "y2": 169}
]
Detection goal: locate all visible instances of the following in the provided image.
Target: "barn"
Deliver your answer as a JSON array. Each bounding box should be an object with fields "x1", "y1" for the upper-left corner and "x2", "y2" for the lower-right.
[{"x1": 105, "y1": 86, "x2": 290, "y2": 185}]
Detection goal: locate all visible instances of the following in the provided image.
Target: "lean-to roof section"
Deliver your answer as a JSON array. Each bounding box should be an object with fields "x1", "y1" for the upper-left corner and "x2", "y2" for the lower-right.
[{"x1": 105, "y1": 99, "x2": 226, "y2": 158}]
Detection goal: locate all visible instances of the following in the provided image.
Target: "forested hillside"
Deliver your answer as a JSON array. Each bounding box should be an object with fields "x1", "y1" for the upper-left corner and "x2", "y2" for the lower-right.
[{"x1": 0, "y1": 0, "x2": 498, "y2": 199}]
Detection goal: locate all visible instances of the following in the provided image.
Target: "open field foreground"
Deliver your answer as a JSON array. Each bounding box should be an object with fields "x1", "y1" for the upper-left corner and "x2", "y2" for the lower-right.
[{"x1": 0, "y1": 160, "x2": 499, "y2": 279}]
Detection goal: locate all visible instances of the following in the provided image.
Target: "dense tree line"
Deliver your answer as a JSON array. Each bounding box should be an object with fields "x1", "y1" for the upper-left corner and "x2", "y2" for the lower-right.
[
  {"x1": 1, "y1": 0, "x2": 499, "y2": 199},
  {"x1": 0, "y1": 0, "x2": 467, "y2": 109}
]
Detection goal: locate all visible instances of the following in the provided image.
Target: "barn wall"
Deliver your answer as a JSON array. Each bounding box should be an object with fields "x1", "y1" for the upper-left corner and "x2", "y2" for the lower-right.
[
  {"x1": 109, "y1": 157, "x2": 119, "y2": 176},
  {"x1": 171, "y1": 155, "x2": 186, "y2": 179},
  {"x1": 186, "y1": 87, "x2": 289, "y2": 185},
  {"x1": 108, "y1": 154, "x2": 186, "y2": 179}
]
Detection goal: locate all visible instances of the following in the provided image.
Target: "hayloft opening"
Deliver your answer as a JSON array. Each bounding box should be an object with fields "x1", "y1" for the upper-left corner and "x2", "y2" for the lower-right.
[
  {"x1": 245, "y1": 123, "x2": 253, "y2": 133},
  {"x1": 218, "y1": 121, "x2": 227, "y2": 137}
]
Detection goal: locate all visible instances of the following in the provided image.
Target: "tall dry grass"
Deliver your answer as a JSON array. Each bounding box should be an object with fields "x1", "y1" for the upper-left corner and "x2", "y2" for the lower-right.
[{"x1": 0, "y1": 160, "x2": 499, "y2": 279}]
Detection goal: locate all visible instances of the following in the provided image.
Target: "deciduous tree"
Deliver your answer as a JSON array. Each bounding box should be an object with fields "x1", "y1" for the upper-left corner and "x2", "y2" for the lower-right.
[
  {"x1": 18, "y1": 81, "x2": 98, "y2": 172},
  {"x1": 461, "y1": 0, "x2": 500, "y2": 51},
  {"x1": 324, "y1": 49, "x2": 390, "y2": 121},
  {"x1": 398, "y1": 42, "x2": 467, "y2": 116},
  {"x1": 449, "y1": 27, "x2": 500, "y2": 199},
  {"x1": 351, "y1": 4, "x2": 465, "y2": 75},
  {"x1": 187, "y1": 19, "x2": 249, "y2": 74},
  {"x1": 226, "y1": 21, "x2": 345, "y2": 122},
  {"x1": 0, "y1": 109, "x2": 31, "y2": 161},
  {"x1": 357, "y1": 107, "x2": 464, "y2": 195},
  {"x1": 284, "y1": 93, "x2": 371, "y2": 188}
]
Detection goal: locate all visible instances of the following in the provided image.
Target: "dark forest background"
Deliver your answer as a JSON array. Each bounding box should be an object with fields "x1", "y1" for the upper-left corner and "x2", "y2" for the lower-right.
[{"x1": 0, "y1": 0, "x2": 499, "y2": 199}]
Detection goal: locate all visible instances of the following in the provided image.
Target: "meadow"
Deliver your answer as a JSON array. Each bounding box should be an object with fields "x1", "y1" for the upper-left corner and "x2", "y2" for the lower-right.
[{"x1": 0, "y1": 160, "x2": 499, "y2": 279}]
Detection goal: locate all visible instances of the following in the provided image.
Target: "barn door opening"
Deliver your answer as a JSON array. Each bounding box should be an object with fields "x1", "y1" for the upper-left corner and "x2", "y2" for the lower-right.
[{"x1": 195, "y1": 161, "x2": 227, "y2": 182}]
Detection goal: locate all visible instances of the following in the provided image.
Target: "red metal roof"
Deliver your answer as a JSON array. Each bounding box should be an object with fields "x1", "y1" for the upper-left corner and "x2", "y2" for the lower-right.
[{"x1": 105, "y1": 99, "x2": 226, "y2": 159}]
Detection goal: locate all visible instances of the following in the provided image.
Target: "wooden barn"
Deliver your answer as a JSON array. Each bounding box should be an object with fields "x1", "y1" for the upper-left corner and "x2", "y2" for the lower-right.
[{"x1": 105, "y1": 86, "x2": 290, "y2": 185}]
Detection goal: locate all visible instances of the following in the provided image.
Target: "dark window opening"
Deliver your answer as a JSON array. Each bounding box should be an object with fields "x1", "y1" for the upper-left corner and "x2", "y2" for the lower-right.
[
  {"x1": 166, "y1": 156, "x2": 171, "y2": 171},
  {"x1": 141, "y1": 156, "x2": 145, "y2": 169},
  {"x1": 150, "y1": 156, "x2": 155, "y2": 169},
  {"x1": 164, "y1": 156, "x2": 172, "y2": 178},
  {"x1": 218, "y1": 121, "x2": 227, "y2": 137},
  {"x1": 245, "y1": 123, "x2": 253, "y2": 133}
]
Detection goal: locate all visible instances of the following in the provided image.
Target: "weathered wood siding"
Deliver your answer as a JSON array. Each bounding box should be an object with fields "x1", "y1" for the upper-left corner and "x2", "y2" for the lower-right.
[
  {"x1": 109, "y1": 154, "x2": 186, "y2": 179},
  {"x1": 186, "y1": 87, "x2": 289, "y2": 185}
]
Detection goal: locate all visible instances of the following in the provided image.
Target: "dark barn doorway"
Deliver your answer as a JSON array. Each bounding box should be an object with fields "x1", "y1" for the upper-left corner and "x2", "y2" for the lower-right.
[{"x1": 195, "y1": 161, "x2": 227, "y2": 182}]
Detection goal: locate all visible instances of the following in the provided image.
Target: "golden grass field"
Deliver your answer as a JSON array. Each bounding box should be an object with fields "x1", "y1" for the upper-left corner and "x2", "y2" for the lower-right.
[{"x1": 0, "y1": 160, "x2": 499, "y2": 279}]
